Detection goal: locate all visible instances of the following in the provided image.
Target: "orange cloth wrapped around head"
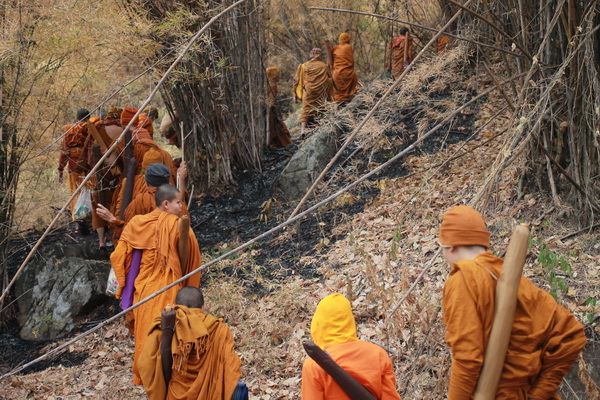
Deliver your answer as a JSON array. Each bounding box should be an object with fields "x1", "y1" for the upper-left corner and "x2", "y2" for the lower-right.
[
  {"x1": 121, "y1": 106, "x2": 139, "y2": 127},
  {"x1": 339, "y1": 32, "x2": 351, "y2": 44},
  {"x1": 141, "y1": 147, "x2": 164, "y2": 170},
  {"x1": 439, "y1": 205, "x2": 490, "y2": 248}
]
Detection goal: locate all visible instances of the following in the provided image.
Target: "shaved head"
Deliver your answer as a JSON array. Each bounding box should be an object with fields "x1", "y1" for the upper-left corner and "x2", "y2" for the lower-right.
[
  {"x1": 155, "y1": 184, "x2": 180, "y2": 206},
  {"x1": 175, "y1": 286, "x2": 204, "y2": 309}
]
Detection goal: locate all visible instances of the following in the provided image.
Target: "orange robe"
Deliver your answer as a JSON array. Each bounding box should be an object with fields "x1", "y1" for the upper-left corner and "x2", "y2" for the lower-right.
[
  {"x1": 388, "y1": 35, "x2": 413, "y2": 79},
  {"x1": 331, "y1": 43, "x2": 358, "y2": 103},
  {"x1": 295, "y1": 59, "x2": 332, "y2": 124},
  {"x1": 443, "y1": 252, "x2": 586, "y2": 399},
  {"x1": 110, "y1": 209, "x2": 202, "y2": 385},
  {"x1": 267, "y1": 67, "x2": 291, "y2": 148},
  {"x1": 302, "y1": 341, "x2": 401, "y2": 400},
  {"x1": 138, "y1": 305, "x2": 241, "y2": 400},
  {"x1": 437, "y1": 34, "x2": 452, "y2": 53},
  {"x1": 138, "y1": 113, "x2": 154, "y2": 138}
]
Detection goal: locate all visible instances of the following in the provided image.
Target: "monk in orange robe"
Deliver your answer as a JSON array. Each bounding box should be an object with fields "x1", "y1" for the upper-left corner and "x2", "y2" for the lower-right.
[
  {"x1": 439, "y1": 205, "x2": 586, "y2": 399},
  {"x1": 110, "y1": 185, "x2": 202, "y2": 385},
  {"x1": 58, "y1": 108, "x2": 107, "y2": 246},
  {"x1": 294, "y1": 47, "x2": 332, "y2": 135},
  {"x1": 301, "y1": 293, "x2": 401, "y2": 399},
  {"x1": 386, "y1": 27, "x2": 413, "y2": 79},
  {"x1": 437, "y1": 34, "x2": 452, "y2": 53},
  {"x1": 138, "y1": 286, "x2": 245, "y2": 400},
  {"x1": 266, "y1": 66, "x2": 291, "y2": 148},
  {"x1": 327, "y1": 32, "x2": 358, "y2": 103}
]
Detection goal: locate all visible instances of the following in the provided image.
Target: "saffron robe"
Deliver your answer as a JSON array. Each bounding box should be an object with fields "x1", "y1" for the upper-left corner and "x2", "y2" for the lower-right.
[
  {"x1": 331, "y1": 43, "x2": 358, "y2": 103},
  {"x1": 295, "y1": 59, "x2": 332, "y2": 124},
  {"x1": 443, "y1": 252, "x2": 586, "y2": 399},
  {"x1": 110, "y1": 209, "x2": 202, "y2": 384},
  {"x1": 139, "y1": 305, "x2": 241, "y2": 400},
  {"x1": 388, "y1": 35, "x2": 413, "y2": 79},
  {"x1": 301, "y1": 293, "x2": 401, "y2": 399},
  {"x1": 267, "y1": 68, "x2": 291, "y2": 148}
]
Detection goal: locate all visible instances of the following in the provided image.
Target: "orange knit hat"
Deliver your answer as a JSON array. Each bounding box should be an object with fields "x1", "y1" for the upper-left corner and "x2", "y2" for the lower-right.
[
  {"x1": 439, "y1": 205, "x2": 490, "y2": 248},
  {"x1": 142, "y1": 147, "x2": 164, "y2": 169},
  {"x1": 120, "y1": 106, "x2": 139, "y2": 127}
]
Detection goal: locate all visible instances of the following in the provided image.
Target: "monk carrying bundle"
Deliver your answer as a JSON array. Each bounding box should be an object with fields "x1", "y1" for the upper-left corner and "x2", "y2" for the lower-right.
[
  {"x1": 439, "y1": 205, "x2": 586, "y2": 399},
  {"x1": 139, "y1": 286, "x2": 248, "y2": 400},
  {"x1": 301, "y1": 293, "x2": 401, "y2": 399}
]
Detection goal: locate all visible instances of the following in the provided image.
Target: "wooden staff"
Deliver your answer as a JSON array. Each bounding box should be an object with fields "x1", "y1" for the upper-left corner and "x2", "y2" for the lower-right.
[
  {"x1": 473, "y1": 224, "x2": 529, "y2": 399},
  {"x1": 177, "y1": 121, "x2": 185, "y2": 190},
  {"x1": 92, "y1": 145, "x2": 111, "y2": 208},
  {"x1": 303, "y1": 341, "x2": 376, "y2": 400},
  {"x1": 119, "y1": 157, "x2": 137, "y2": 219},
  {"x1": 178, "y1": 215, "x2": 190, "y2": 272}
]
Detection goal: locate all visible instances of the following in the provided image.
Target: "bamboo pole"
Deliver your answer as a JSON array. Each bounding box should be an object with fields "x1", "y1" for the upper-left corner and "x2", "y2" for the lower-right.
[
  {"x1": 287, "y1": 0, "x2": 473, "y2": 221},
  {"x1": 0, "y1": 0, "x2": 248, "y2": 305},
  {"x1": 473, "y1": 224, "x2": 529, "y2": 399}
]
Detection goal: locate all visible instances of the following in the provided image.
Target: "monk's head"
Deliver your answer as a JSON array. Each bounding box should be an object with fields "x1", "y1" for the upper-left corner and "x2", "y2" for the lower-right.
[
  {"x1": 155, "y1": 184, "x2": 183, "y2": 215},
  {"x1": 339, "y1": 32, "x2": 351, "y2": 44},
  {"x1": 310, "y1": 293, "x2": 357, "y2": 349},
  {"x1": 76, "y1": 108, "x2": 90, "y2": 123},
  {"x1": 142, "y1": 148, "x2": 165, "y2": 171},
  {"x1": 175, "y1": 286, "x2": 204, "y2": 309},
  {"x1": 310, "y1": 47, "x2": 322, "y2": 60},
  {"x1": 438, "y1": 205, "x2": 489, "y2": 266},
  {"x1": 399, "y1": 27, "x2": 409, "y2": 36},
  {"x1": 145, "y1": 162, "x2": 170, "y2": 188}
]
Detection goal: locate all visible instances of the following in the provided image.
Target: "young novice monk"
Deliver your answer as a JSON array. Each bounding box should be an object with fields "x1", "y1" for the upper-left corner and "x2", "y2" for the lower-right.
[
  {"x1": 110, "y1": 185, "x2": 202, "y2": 385},
  {"x1": 440, "y1": 205, "x2": 586, "y2": 399},
  {"x1": 301, "y1": 293, "x2": 401, "y2": 399}
]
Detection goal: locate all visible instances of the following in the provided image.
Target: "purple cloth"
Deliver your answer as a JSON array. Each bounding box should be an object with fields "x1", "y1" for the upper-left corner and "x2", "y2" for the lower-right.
[{"x1": 120, "y1": 248, "x2": 143, "y2": 310}]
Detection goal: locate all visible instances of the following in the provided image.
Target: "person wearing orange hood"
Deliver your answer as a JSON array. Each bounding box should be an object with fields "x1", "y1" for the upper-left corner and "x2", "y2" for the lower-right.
[
  {"x1": 110, "y1": 184, "x2": 202, "y2": 385},
  {"x1": 301, "y1": 293, "x2": 401, "y2": 399},
  {"x1": 385, "y1": 27, "x2": 413, "y2": 79},
  {"x1": 327, "y1": 32, "x2": 358, "y2": 103},
  {"x1": 138, "y1": 286, "x2": 247, "y2": 400},
  {"x1": 294, "y1": 47, "x2": 332, "y2": 135},
  {"x1": 440, "y1": 205, "x2": 586, "y2": 399}
]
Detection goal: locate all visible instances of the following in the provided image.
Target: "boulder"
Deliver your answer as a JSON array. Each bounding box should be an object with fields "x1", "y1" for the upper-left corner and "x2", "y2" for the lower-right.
[
  {"x1": 275, "y1": 123, "x2": 342, "y2": 201},
  {"x1": 17, "y1": 256, "x2": 110, "y2": 341}
]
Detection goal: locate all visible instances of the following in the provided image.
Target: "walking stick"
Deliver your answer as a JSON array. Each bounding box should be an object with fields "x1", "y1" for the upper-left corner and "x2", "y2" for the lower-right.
[{"x1": 473, "y1": 224, "x2": 530, "y2": 399}]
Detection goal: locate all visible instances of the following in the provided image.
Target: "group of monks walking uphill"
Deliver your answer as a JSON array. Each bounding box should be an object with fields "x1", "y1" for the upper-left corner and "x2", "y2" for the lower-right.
[{"x1": 56, "y1": 29, "x2": 585, "y2": 400}]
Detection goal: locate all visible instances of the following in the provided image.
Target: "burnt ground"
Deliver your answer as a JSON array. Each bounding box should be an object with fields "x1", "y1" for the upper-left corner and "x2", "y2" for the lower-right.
[{"x1": 0, "y1": 79, "x2": 481, "y2": 375}]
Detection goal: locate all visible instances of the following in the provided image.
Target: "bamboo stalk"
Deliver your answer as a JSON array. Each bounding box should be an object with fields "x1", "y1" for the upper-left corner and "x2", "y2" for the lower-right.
[{"x1": 473, "y1": 224, "x2": 529, "y2": 399}]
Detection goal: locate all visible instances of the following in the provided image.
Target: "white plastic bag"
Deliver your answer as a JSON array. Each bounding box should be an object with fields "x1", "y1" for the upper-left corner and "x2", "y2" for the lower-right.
[
  {"x1": 72, "y1": 187, "x2": 92, "y2": 221},
  {"x1": 106, "y1": 267, "x2": 119, "y2": 297}
]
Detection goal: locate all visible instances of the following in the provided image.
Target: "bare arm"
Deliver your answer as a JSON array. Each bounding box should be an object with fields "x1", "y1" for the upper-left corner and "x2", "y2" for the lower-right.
[{"x1": 160, "y1": 308, "x2": 176, "y2": 387}]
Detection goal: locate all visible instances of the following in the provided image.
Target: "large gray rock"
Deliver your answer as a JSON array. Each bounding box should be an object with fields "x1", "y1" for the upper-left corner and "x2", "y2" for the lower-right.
[
  {"x1": 17, "y1": 256, "x2": 110, "y2": 341},
  {"x1": 275, "y1": 123, "x2": 342, "y2": 200}
]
